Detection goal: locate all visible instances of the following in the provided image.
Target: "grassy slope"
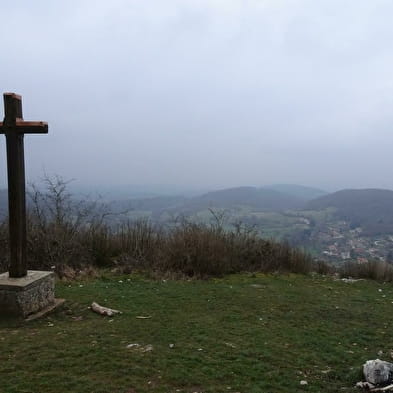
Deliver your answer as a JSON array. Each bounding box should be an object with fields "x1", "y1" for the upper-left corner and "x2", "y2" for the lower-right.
[{"x1": 0, "y1": 274, "x2": 392, "y2": 393}]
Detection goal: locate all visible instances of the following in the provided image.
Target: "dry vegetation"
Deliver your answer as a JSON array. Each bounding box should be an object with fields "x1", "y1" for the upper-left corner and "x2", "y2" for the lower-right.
[
  {"x1": 2, "y1": 176, "x2": 392, "y2": 282},
  {"x1": 0, "y1": 176, "x2": 316, "y2": 279}
]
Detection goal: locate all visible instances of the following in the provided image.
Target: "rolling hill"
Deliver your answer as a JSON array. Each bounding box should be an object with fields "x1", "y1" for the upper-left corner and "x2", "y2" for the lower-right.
[
  {"x1": 183, "y1": 186, "x2": 306, "y2": 212},
  {"x1": 266, "y1": 184, "x2": 327, "y2": 201},
  {"x1": 307, "y1": 188, "x2": 393, "y2": 235}
]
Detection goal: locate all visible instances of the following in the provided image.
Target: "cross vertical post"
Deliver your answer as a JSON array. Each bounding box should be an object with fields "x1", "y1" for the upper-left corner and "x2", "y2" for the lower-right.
[
  {"x1": 0, "y1": 93, "x2": 48, "y2": 278},
  {"x1": 5, "y1": 94, "x2": 27, "y2": 277}
]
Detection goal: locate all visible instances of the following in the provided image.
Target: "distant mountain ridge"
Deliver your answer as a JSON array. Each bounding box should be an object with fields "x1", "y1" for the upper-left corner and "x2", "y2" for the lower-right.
[
  {"x1": 265, "y1": 184, "x2": 327, "y2": 201},
  {"x1": 107, "y1": 185, "x2": 323, "y2": 216},
  {"x1": 4, "y1": 186, "x2": 393, "y2": 234},
  {"x1": 183, "y1": 186, "x2": 305, "y2": 211},
  {"x1": 307, "y1": 188, "x2": 393, "y2": 235}
]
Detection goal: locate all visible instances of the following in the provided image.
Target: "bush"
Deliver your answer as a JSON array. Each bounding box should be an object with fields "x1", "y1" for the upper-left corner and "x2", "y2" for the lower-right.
[
  {"x1": 340, "y1": 260, "x2": 393, "y2": 282},
  {"x1": 0, "y1": 176, "x2": 316, "y2": 279}
]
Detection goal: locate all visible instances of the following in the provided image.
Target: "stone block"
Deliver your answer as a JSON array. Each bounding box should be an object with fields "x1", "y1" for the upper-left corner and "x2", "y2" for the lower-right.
[{"x1": 0, "y1": 270, "x2": 55, "y2": 318}]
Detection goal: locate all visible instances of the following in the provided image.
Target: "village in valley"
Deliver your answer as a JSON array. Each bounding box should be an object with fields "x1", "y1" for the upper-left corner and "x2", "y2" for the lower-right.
[
  {"x1": 301, "y1": 219, "x2": 393, "y2": 264},
  {"x1": 253, "y1": 208, "x2": 393, "y2": 265}
]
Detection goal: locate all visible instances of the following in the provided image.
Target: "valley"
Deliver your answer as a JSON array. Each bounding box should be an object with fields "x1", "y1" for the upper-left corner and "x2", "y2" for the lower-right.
[
  {"x1": 105, "y1": 186, "x2": 393, "y2": 265},
  {"x1": 3, "y1": 184, "x2": 393, "y2": 265}
]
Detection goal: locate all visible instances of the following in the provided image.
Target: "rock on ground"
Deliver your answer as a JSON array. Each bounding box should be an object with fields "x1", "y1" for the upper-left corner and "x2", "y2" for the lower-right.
[{"x1": 363, "y1": 359, "x2": 393, "y2": 386}]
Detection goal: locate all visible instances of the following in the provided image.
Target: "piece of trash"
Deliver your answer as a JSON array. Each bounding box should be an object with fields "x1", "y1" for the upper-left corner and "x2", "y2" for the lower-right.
[
  {"x1": 356, "y1": 381, "x2": 393, "y2": 392},
  {"x1": 126, "y1": 343, "x2": 153, "y2": 352},
  {"x1": 126, "y1": 343, "x2": 141, "y2": 349},
  {"x1": 356, "y1": 381, "x2": 375, "y2": 390},
  {"x1": 169, "y1": 343, "x2": 175, "y2": 348},
  {"x1": 136, "y1": 315, "x2": 151, "y2": 319},
  {"x1": 300, "y1": 380, "x2": 308, "y2": 386},
  {"x1": 142, "y1": 344, "x2": 153, "y2": 352},
  {"x1": 341, "y1": 278, "x2": 363, "y2": 283},
  {"x1": 91, "y1": 302, "x2": 121, "y2": 317},
  {"x1": 47, "y1": 322, "x2": 54, "y2": 327}
]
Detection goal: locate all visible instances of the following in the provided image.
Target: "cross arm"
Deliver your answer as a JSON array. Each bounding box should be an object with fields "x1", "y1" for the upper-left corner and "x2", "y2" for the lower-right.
[{"x1": 0, "y1": 120, "x2": 48, "y2": 134}]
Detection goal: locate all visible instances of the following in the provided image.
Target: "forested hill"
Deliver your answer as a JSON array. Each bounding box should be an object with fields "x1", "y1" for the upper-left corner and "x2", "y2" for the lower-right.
[
  {"x1": 184, "y1": 187, "x2": 305, "y2": 211},
  {"x1": 307, "y1": 188, "x2": 393, "y2": 235},
  {"x1": 265, "y1": 184, "x2": 327, "y2": 201}
]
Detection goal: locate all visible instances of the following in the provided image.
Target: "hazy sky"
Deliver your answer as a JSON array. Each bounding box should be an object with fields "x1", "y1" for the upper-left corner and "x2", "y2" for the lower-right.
[{"x1": 1, "y1": 0, "x2": 393, "y2": 192}]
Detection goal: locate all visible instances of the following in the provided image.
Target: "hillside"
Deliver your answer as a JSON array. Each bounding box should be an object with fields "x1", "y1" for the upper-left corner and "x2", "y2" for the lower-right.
[
  {"x1": 266, "y1": 184, "x2": 327, "y2": 200},
  {"x1": 182, "y1": 186, "x2": 306, "y2": 212},
  {"x1": 109, "y1": 195, "x2": 187, "y2": 213},
  {"x1": 106, "y1": 186, "x2": 310, "y2": 220},
  {"x1": 307, "y1": 188, "x2": 393, "y2": 235}
]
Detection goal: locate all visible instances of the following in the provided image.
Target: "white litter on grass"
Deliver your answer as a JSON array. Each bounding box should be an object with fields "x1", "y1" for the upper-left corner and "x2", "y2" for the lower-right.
[
  {"x1": 91, "y1": 302, "x2": 121, "y2": 317},
  {"x1": 126, "y1": 343, "x2": 140, "y2": 349},
  {"x1": 300, "y1": 380, "x2": 308, "y2": 386},
  {"x1": 340, "y1": 278, "x2": 364, "y2": 283},
  {"x1": 126, "y1": 343, "x2": 153, "y2": 352}
]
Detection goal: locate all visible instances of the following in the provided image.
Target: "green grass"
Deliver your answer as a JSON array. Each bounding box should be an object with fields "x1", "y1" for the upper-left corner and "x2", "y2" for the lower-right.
[{"x1": 0, "y1": 273, "x2": 392, "y2": 393}]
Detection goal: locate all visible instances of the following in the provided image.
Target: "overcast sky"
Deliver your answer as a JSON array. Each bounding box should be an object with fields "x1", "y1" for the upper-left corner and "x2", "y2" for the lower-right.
[{"x1": 1, "y1": 0, "x2": 393, "y2": 192}]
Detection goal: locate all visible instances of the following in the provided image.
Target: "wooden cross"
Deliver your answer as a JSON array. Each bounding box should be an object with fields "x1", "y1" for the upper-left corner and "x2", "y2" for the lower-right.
[{"x1": 0, "y1": 93, "x2": 48, "y2": 278}]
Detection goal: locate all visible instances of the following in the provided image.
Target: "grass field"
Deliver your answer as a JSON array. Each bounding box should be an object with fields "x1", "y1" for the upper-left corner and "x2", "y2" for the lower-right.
[{"x1": 0, "y1": 273, "x2": 392, "y2": 393}]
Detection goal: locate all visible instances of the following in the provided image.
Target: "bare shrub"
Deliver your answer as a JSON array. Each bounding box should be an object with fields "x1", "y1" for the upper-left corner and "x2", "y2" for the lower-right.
[
  {"x1": 153, "y1": 221, "x2": 314, "y2": 278},
  {"x1": 313, "y1": 259, "x2": 334, "y2": 275},
  {"x1": 26, "y1": 175, "x2": 110, "y2": 276},
  {"x1": 340, "y1": 260, "x2": 393, "y2": 282},
  {"x1": 0, "y1": 175, "x2": 316, "y2": 279}
]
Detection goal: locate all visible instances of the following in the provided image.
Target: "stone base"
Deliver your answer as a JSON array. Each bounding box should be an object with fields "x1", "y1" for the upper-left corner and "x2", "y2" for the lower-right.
[{"x1": 0, "y1": 270, "x2": 55, "y2": 318}]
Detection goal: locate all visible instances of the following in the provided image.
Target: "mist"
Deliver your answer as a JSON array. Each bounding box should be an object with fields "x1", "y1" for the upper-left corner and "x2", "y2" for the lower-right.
[{"x1": 1, "y1": 0, "x2": 393, "y2": 193}]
